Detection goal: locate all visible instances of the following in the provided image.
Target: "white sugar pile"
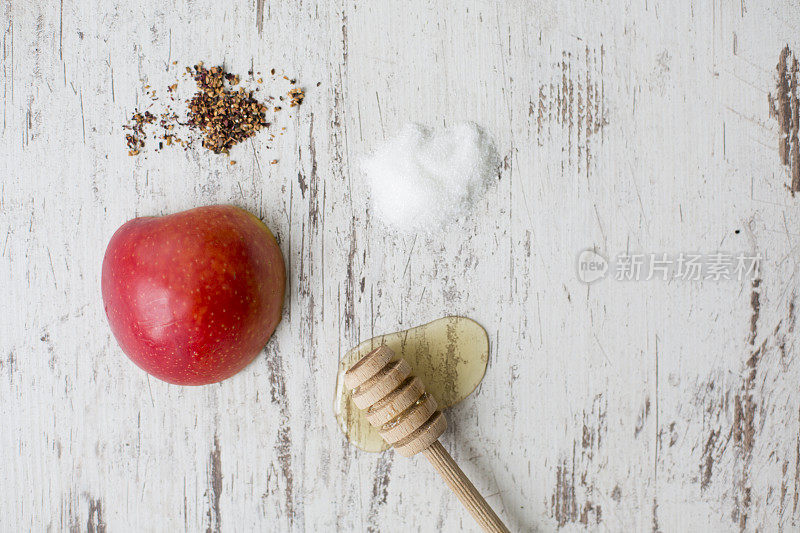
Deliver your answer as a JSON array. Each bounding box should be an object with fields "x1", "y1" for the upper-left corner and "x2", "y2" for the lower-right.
[{"x1": 362, "y1": 122, "x2": 499, "y2": 233}]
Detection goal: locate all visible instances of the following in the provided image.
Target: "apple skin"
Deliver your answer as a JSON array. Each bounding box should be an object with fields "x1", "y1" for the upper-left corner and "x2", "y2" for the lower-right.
[{"x1": 101, "y1": 205, "x2": 285, "y2": 385}]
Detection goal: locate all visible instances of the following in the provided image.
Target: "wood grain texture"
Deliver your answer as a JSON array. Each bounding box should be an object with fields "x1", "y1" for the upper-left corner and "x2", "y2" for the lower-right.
[
  {"x1": 423, "y1": 441, "x2": 510, "y2": 533},
  {"x1": 2, "y1": 1, "x2": 800, "y2": 531}
]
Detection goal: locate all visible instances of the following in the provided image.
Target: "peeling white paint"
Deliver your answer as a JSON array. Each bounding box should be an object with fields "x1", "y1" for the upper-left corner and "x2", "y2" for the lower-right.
[{"x1": 2, "y1": 1, "x2": 800, "y2": 531}]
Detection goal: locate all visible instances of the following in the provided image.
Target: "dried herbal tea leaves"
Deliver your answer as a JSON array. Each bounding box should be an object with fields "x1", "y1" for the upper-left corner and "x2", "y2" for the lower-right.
[
  {"x1": 124, "y1": 111, "x2": 155, "y2": 155},
  {"x1": 187, "y1": 64, "x2": 269, "y2": 154},
  {"x1": 123, "y1": 63, "x2": 305, "y2": 157},
  {"x1": 288, "y1": 87, "x2": 305, "y2": 107}
]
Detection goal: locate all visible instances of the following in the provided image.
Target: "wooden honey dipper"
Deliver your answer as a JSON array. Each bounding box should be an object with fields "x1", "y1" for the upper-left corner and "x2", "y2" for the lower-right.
[{"x1": 344, "y1": 345, "x2": 510, "y2": 533}]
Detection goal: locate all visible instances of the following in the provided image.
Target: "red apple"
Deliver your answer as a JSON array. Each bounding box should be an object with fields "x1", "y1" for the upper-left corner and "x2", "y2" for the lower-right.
[{"x1": 101, "y1": 205, "x2": 285, "y2": 385}]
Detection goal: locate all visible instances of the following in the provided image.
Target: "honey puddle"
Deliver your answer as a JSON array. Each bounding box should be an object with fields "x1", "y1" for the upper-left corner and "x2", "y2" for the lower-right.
[{"x1": 334, "y1": 316, "x2": 489, "y2": 452}]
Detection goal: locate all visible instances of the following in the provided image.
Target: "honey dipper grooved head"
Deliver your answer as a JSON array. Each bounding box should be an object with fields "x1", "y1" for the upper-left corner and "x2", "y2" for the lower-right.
[{"x1": 344, "y1": 345, "x2": 447, "y2": 457}]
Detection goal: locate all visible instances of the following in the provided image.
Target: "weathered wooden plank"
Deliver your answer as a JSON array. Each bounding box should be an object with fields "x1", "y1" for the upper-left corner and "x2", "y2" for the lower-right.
[{"x1": 2, "y1": 1, "x2": 800, "y2": 531}]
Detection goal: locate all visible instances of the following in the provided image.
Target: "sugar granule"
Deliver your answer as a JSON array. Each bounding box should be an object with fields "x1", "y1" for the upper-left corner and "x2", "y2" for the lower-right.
[{"x1": 362, "y1": 122, "x2": 499, "y2": 233}]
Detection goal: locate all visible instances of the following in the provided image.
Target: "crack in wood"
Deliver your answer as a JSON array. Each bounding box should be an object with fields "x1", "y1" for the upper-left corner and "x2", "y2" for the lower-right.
[
  {"x1": 732, "y1": 279, "x2": 763, "y2": 530},
  {"x1": 700, "y1": 429, "x2": 719, "y2": 491},
  {"x1": 550, "y1": 395, "x2": 605, "y2": 527},
  {"x1": 86, "y1": 497, "x2": 106, "y2": 533},
  {"x1": 535, "y1": 45, "x2": 606, "y2": 178},
  {"x1": 206, "y1": 432, "x2": 222, "y2": 533},
  {"x1": 265, "y1": 340, "x2": 296, "y2": 528},
  {"x1": 366, "y1": 454, "x2": 393, "y2": 533},
  {"x1": 255, "y1": 0, "x2": 264, "y2": 35},
  {"x1": 768, "y1": 46, "x2": 800, "y2": 194}
]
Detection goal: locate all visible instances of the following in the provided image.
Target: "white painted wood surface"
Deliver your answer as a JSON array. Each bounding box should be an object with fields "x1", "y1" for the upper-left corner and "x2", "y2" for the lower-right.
[{"x1": 3, "y1": 1, "x2": 800, "y2": 531}]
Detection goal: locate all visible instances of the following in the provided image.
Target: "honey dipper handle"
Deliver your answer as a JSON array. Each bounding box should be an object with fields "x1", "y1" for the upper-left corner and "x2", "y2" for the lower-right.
[{"x1": 422, "y1": 441, "x2": 510, "y2": 533}]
